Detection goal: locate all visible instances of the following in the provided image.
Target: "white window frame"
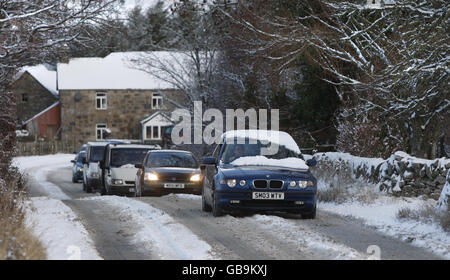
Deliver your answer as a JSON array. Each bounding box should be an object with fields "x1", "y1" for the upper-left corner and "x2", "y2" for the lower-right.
[
  {"x1": 152, "y1": 93, "x2": 163, "y2": 109},
  {"x1": 145, "y1": 125, "x2": 161, "y2": 140},
  {"x1": 96, "y1": 92, "x2": 107, "y2": 110},
  {"x1": 96, "y1": 123, "x2": 107, "y2": 141}
]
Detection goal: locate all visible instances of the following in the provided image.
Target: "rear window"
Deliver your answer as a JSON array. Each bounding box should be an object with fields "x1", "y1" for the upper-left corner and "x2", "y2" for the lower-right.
[
  {"x1": 110, "y1": 148, "x2": 150, "y2": 167},
  {"x1": 146, "y1": 152, "x2": 198, "y2": 168},
  {"x1": 89, "y1": 146, "x2": 105, "y2": 162}
]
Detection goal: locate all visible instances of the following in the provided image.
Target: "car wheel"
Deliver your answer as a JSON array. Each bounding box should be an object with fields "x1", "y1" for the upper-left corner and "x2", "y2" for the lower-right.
[
  {"x1": 302, "y1": 206, "x2": 316, "y2": 219},
  {"x1": 202, "y1": 186, "x2": 212, "y2": 212},
  {"x1": 212, "y1": 194, "x2": 223, "y2": 217},
  {"x1": 86, "y1": 181, "x2": 93, "y2": 193}
]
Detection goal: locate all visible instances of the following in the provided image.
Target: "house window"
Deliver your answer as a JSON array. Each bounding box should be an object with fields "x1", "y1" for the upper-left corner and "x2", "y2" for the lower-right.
[
  {"x1": 96, "y1": 93, "x2": 107, "y2": 110},
  {"x1": 152, "y1": 93, "x2": 163, "y2": 109},
  {"x1": 145, "y1": 126, "x2": 160, "y2": 140},
  {"x1": 96, "y1": 124, "x2": 107, "y2": 141},
  {"x1": 22, "y1": 93, "x2": 28, "y2": 103}
]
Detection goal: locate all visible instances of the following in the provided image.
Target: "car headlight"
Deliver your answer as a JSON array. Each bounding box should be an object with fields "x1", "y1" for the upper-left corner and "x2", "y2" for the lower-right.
[
  {"x1": 190, "y1": 174, "x2": 201, "y2": 182},
  {"x1": 298, "y1": 180, "x2": 314, "y2": 188},
  {"x1": 112, "y1": 179, "x2": 123, "y2": 185},
  {"x1": 77, "y1": 167, "x2": 83, "y2": 171},
  {"x1": 144, "y1": 173, "x2": 158, "y2": 181},
  {"x1": 239, "y1": 180, "x2": 246, "y2": 186},
  {"x1": 289, "y1": 181, "x2": 296, "y2": 187},
  {"x1": 226, "y1": 179, "x2": 236, "y2": 188},
  {"x1": 91, "y1": 172, "x2": 99, "y2": 178}
]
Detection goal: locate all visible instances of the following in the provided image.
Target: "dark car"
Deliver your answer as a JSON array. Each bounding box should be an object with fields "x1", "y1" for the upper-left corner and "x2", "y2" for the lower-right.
[
  {"x1": 135, "y1": 150, "x2": 202, "y2": 196},
  {"x1": 201, "y1": 130, "x2": 318, "y2": 218},
  {"x1": 71, "y1": 151, "x2": 86, "y2": 183}
]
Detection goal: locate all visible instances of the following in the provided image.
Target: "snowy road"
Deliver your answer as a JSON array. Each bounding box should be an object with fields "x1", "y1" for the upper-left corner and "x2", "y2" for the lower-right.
[{"x1": 19, "y1": 155, "x2": 444, "y2": 260}]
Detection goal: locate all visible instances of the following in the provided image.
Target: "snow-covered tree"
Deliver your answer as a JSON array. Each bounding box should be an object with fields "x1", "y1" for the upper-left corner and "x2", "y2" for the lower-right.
[{"x1": 219, "y1": 0, "x2": 449, "y2": 158}]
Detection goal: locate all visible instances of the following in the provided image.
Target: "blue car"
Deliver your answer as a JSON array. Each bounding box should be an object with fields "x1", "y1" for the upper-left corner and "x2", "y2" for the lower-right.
[
  {"x1": 71, "y1": 151, "x2": 86, "y2": 183},
  {"x1": 201, "y1": 130, "x2": 317, "y2": 218}
]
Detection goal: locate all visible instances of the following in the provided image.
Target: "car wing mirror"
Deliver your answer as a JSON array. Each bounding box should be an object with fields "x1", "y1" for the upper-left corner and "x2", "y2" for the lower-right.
[
  {"x1": 135, "y1": 164, "x2": 143, "y2": 169},
  {"x1": 202, "y1": 157, "x2": 216, "y2": 165},
  {"x1": 71, "y1": 160, "x2": 76, "y2": 164},
  {"x1": 306, "y1": 158, "x2": 317, "y2": 167}
]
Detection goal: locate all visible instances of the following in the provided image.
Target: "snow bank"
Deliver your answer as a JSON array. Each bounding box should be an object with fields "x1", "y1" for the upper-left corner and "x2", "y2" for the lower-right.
[
  {"x1": 81, "y1": 196, "x2": 215, "y2": 260},
  {"x1": 231, "y1": 156, "x2": 308, "y2": 170},
  {"x1": 311, "y1": 151, "x2": 450, "y2": 199},
  {"x1": 25, "y1": 197, "x2": 102, "y2": 260},
  {"x1": 320, "y1": 197, "x2": 450, "y2": 259}
]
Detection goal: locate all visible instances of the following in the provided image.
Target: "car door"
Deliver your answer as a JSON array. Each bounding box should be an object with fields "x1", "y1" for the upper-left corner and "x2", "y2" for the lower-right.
[{"x1": 204, "y1": 144, "x2": 222, "y2": 203}]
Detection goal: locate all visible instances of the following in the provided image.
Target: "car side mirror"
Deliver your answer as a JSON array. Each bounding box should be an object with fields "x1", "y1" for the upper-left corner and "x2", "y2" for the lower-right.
[
  {"x1": 71, "y1": 160, "x2": 76, "y2": 164},
  {"x1": 306, "y1": 158, "x2": 317, "y2": 167},
  {"x1": 202, "y1": 157, "x2": 216, "y2": 165},
  {"x1": 135, "y1": 164, "x2": 143, "y2": 169}
]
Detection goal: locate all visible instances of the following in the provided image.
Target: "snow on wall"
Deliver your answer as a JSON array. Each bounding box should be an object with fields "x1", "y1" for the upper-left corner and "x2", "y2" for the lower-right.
[{"x1": 310, "y1": 151, "x2": 450, "y2": 200}]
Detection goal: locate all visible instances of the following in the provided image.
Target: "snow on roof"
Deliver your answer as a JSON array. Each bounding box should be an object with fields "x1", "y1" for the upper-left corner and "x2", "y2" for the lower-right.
[
  {"x1": 15, "y1": 65, "x2": 58, "y2": 97},
  {"x1": 57, "y1": 51, "x2": 187, "y2": 90},
  {"x1": 140, "y1": 111, "x2": 174, "y2": 125},
  {"x1": 23, "y1": 101, "x2": 59, "y2": 124},
  {"x1": 222, "y1": 130, "x2": 301, "y2": 154}
]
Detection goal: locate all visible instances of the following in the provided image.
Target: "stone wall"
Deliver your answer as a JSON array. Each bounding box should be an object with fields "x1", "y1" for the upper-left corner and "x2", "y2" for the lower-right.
[
  {"x1": 60, "y1": 89, "x2": 187, "y2": 149},
  {"x1": 311, "y1": 151, "x2": 450, "y2": 200},
  {"x1": 9, "y1": 72, "x2": 58, "y2": 123}
]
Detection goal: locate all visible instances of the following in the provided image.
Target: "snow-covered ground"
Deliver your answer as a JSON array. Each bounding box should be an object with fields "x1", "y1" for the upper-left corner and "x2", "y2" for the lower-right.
[
  {"x1": 14, "y1": 154, "x2": 215, "y2": 260},
  {"x1": 320, "y1": 197, "x2": 450, "y2": 259},
  {"x1": 25, "y1": 197, "x2": 102, "y2": 260},
  {"x1": 80, "y1": 196, "x2": 214, "y2": 260}
]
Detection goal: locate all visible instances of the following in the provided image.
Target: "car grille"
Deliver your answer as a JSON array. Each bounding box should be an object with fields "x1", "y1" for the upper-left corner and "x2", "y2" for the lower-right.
[
  {"x1": 159, "y1": 174, "x2": 191, "y2": 182},
  {"x1": 125, "y1": 181, "x2": 135, "y2": 185},
  {"x1": 252, "y1": 180, "x2": 284, "y2": 189}
]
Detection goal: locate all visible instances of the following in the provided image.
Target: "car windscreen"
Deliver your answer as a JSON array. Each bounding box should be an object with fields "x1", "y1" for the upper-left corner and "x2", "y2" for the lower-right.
[
  {"x1": 146, "y1": 152, "x2": 198, "y2": 168},
  {"x1": 110, "y1": 148, "x2": 150, "y2": 167},
  {"x1": 77, "y1": 153, "x2": 86, "y2": 163},
  {"x1": 89, "y1": 146, "x2": 105, "y2": 162},
  {"x1": 220, "y1": 139, "x2": 302, "y2": 164}
]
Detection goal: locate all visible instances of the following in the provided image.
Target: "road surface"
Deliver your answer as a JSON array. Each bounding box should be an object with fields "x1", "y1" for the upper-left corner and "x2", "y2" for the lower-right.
[{"x1": 26, "y1": 165, "x2": 442, "y2": 260}]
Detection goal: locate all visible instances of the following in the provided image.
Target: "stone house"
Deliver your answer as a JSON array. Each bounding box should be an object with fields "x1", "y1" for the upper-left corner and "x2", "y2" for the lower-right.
[
  {"x1": 10, "y1": 65, "x2": 61, "y2": 139},
  {"x1": 57, "y1": 52, "x2": 188, "y2": 148}
]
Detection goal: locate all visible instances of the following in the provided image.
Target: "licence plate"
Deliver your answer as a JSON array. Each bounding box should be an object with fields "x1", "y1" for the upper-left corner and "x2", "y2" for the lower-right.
[
  {"x1": 252, "y1": 192, "x2": 284, "y2": 200},
  {"x1": 164, "y1": 183, "x2": 185, "y2": 189}
]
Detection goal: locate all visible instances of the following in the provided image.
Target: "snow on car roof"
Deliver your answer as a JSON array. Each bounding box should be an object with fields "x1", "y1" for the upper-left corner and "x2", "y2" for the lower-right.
[
  {"x1": 222, "y1": 130, "x2": 301, "y2": 154},
  {"x1": 57, "y1": 51, "x2": 188, "y2": 90}
]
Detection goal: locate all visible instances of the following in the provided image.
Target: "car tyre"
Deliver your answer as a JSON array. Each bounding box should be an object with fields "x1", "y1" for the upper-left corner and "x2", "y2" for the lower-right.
[
  {"x1": 201, "y1": 186, "x2": 212, "y2": 212},
  {"x1": 86, "y1": 181, "x2": 93, "y2": 193},
  {"x1": 301, "y1": 206, "x2": 316, "y2": 219},
  {"x1": 212, "y1": 194, "x2": 223, "y2": 217}
]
